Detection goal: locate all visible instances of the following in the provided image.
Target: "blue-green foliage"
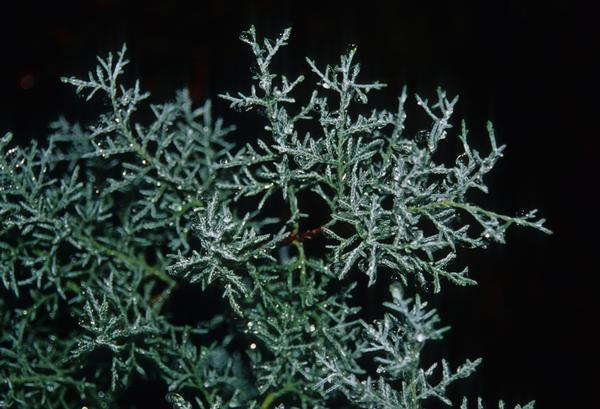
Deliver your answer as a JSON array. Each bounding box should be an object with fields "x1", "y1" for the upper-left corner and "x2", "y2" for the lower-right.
[{"x1": 0, "y1": 27, "x2": 549, "y2": 408}]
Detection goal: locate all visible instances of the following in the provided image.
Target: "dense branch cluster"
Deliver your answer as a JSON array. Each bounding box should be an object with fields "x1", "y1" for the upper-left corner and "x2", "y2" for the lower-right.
[{"x1": 0, "y1": 27, "x2": 548, "y2": 408}]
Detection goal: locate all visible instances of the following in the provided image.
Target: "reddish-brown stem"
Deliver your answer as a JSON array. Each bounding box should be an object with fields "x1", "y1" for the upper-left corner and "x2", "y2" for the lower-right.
[{"x1": 281, "y1": 226, "x2": 323, "y2": 245}]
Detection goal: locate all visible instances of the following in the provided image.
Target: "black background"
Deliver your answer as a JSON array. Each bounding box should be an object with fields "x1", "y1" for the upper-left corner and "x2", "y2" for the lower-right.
[{"x1": 0, "y1": 1, "x2": 596, "y2": 408}]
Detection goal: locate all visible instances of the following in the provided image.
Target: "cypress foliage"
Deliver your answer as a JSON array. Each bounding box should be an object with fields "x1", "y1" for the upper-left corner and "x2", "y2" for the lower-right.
[{"x1": 0, "y1": 27, "x2": 549, "y2": 409}]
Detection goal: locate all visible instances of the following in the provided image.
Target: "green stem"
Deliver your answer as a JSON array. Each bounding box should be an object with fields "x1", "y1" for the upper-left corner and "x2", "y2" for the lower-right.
[
  {"x1": 9, "y1": 374, "x2": 95, "y2": 390},
  {"x1": 72, "y1": 231, "x2": 174, "y2": 285},
  {"x1": 260, "y1": 383, "x2": 297, "y2": 409},
  {"x1": 409, "y1": 199, "x2": 551, "y2": 233},
  {"x1": 294, "y1": 240, "x2": 307, "y2": 306}
]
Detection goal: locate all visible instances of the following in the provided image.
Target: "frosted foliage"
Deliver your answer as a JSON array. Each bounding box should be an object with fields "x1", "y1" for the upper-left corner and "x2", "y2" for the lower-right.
[{"x1": 0, "y1": 27, "x2": 548, "y2": 408}]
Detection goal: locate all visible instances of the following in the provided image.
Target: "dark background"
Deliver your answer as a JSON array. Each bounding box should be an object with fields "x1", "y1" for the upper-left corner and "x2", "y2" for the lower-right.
[{"x1": 0, "y1": 1, "x2": 596, "y2": 408}]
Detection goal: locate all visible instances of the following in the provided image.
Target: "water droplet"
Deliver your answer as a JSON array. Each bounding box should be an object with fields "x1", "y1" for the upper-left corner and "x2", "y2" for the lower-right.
[
  {"x1": 353, "y1": 93, "x2": 367, "y2": 104},
  {"x1": 240, "y1": 32, "x2": 251, "y2": 42}
]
